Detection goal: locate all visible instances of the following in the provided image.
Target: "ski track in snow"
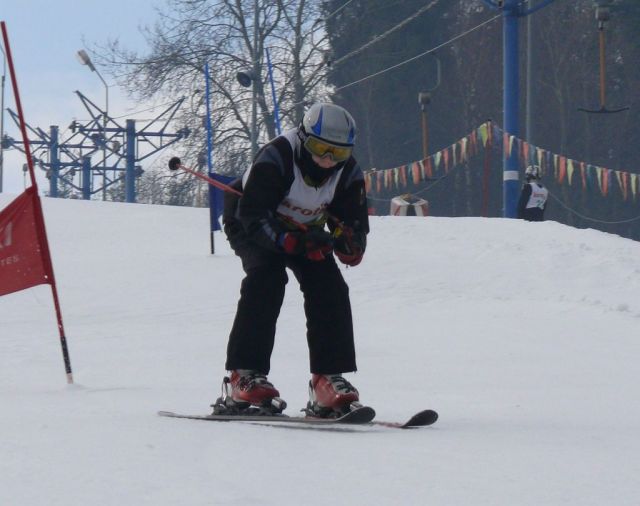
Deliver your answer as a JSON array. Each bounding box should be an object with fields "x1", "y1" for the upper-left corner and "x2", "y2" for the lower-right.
[{"x1": 1, "y1": 194, "x2": 639, "y2": 506}]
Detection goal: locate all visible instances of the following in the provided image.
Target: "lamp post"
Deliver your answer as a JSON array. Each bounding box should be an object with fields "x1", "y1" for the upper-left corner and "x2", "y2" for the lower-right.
[
  {"x1": 0, "y1": 45, "x2": 6, "y2": 193},
  {"x1": 234, "y1": 0, "x2": 263, "y2": 160},
  {"x1": 418, "y1": 55, "x2": 441, "y2": 159},
  {"x1": 265, "y1": 48, "x2": 281, "y2": 135},
  {"x1": 236, "y1": 68, "x2": 259, "y2": 159},
  {"x1": 418, "y1": 92, "x2": 431, "y2": 159},
  {"x1": 77, "y1": 49, "x2": 109, "y2": 200}
]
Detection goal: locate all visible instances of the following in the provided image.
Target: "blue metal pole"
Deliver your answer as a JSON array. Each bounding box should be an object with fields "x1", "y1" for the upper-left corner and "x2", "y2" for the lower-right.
[
  {"x1": 82, "y1": 155, "x2": 91, "y2": 200},
  {"x1": 502, "y1": 0, "x2": 520, "y2": 218},
  {"x1": 205, "y1": 63, "x2": 213, "y2": 174},
  {"x1": 483, "y1": 0, "x2": 557, "y2": 217},
  {"x1": 125, "y1": 119, "x2": 136, "y2": 203},
  {"x1": 265, "y1": 48, "x2": 282, "y2": 136},
  {"x1": 50, "y1": 125, "x2": 59, "y2": 198},
  {"x1": 205, "y1": 62, "x2": 218, "y2": 254}
]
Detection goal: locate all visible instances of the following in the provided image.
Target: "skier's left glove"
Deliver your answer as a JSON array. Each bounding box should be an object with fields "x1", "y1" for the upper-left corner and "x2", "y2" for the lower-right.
[{"x1": 334, "y1": 228, "x2": 366, "y2": 267}]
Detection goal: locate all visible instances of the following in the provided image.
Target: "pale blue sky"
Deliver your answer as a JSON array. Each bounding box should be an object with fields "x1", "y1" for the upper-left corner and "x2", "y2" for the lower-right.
[{"x1": 1, "y1": 0, "x2": 163, "y2": 193}]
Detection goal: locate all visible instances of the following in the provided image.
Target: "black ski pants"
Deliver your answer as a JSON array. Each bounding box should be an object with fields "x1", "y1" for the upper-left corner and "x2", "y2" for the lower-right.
[{"x1": 225, "y1": 246, "x2": 357, "y2": 375}]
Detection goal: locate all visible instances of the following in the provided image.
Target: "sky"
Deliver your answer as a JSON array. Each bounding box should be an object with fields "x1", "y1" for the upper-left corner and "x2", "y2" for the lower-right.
[
  {"x1": 1, "y1": 0, "x2": 165, "y2": 194},
  {"x1": 1, "y1": 194, "x2": 640, "y2": 505}
]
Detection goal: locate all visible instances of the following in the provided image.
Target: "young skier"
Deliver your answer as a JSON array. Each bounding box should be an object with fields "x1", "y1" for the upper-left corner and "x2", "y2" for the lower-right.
[
  {"x1": 517, "y1": 164, "x2": 549, "y2": 222},
  {"x1": 218, "y1": 102, "x2": 369, "y2": 418}
]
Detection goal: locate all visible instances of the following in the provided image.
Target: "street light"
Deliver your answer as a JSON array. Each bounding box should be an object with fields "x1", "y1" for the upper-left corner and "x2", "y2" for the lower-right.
[
  {"x1": 237, "y1": 49, "x2": 282, "y2": 154},
  {"x1": 418, "y1": 92, "x2": 431, "y2": 159},
  {"x1": 236, "y1": 69, "x2": 257, "y2": 89},
  {"x1": 418, "y1": 55, "x2": 441, "y2": 159},
  {"x1": 236, "y1": 68, "x2": 259, "y2": 159},
  {"x1": 77, "y1": 49, "x2": 109, "y2": 199}
]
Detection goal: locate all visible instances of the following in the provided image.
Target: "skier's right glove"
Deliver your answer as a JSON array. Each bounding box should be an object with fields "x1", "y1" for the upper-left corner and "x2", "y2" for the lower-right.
[
  {"x1": 279, "y1": 228, "x2": 334, "y2": 261},
  {"x1": 334, "y1": 228, "x2": 366, "y2": 267}
]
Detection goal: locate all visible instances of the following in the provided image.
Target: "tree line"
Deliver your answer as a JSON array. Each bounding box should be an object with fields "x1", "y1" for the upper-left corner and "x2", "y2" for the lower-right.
[{"x1": 95, "y1": 0, "x2": 640, "y2": 239}]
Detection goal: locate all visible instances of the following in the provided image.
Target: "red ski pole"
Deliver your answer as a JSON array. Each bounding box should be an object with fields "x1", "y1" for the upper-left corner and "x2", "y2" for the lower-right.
[
  {"x1": 169, "y1": 157, "x2": 362, "y2": 260},
  {"x1": 168, "y1": 157, "x2": 310, "y2": 232}
]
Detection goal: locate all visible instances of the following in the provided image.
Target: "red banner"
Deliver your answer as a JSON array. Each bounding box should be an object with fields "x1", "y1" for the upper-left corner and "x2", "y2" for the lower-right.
[{"x1": 0, "y1": 187, "x2": 52, "y2": 296}]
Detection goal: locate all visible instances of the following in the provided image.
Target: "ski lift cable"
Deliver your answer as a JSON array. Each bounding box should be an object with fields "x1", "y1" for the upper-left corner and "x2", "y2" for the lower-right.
[
  {"x1": 111, "y1": 100, "x2": 179, "y2": 120},
  {"x1": 331, "y1": 0, "x2": 441, "y2": 68},
  {"x1": 326, "y1": 0, "x2": 357, "y2": 20},
  {"x1": 326, "y1": 0, "x2": 541, "y2": 95},
  {"x1": 547, "y1": 190, "x2": 640, "y2": 224},
  {"x1": 332, "y1": 12, "x2": 502, "y2": 93}
]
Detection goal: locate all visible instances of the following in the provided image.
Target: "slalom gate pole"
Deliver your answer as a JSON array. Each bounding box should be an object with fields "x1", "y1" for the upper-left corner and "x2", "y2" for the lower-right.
[{"x1": 1, "y1": 21, "x2": 74, "y2": 384}]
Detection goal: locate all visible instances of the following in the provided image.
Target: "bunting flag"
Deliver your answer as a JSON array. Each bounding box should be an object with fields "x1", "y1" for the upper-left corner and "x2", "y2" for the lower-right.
[
  {"x1": 434, "y1": 151, "x2": 442, "y2": 171},
  {"x1": 425, "y1": 156, "x2": 433, "y2": 178},
  {"x1": 558, "y1": 157, "x2": 567, "y2": 185},
  {"x1": 364, "y1": 121, "x2": 638, "y2": 205},
  {"x1": 478, "y1": 123, "x2": 489, "y2": 147},
  {"x1": 411, "y1": 162, "x2": 421, "y2": 185},
  {"x1": 470, "y1": 130, "x2": 478, "y2": 155},
  {"x1": 537, "y1": 147, "x2": 545, "y2": 168},
  {"x1": 579, "y1": 162, "x2": 586, "y2": 189},
  {"x1": 595, "y1": 167, "x2": 603, "y2": 193},
  {"x1": 620, "y1": 171, "x2": 628, "y2": 201}
]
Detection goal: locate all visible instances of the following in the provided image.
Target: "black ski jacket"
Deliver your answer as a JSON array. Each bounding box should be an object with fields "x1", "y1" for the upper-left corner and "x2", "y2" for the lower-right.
[{"x1": 223, "y1": 131, "x2": 369, "y2": 254}]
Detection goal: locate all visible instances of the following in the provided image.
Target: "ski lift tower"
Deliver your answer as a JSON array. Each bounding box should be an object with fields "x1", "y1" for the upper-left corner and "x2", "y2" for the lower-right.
[
  {"x1": 4, "y1": 93, "x2": 189, "y2": 202},
  {"x1": 480, "y1": 0, "x2": 557, "y2": 217}
]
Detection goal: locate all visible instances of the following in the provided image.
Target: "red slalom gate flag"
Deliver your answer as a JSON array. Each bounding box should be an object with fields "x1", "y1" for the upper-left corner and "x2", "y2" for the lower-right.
[
  {"x1": 2, "y1": 20, "x2": 74, "y2": 383},
  {"x1": 0, "y1": 187, "x2": 52, "y2": 297}
]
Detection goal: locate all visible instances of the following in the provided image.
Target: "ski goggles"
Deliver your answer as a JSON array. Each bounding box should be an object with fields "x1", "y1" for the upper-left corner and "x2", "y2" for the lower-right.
[{"x1": 304, "y1": 136, "x2": 353, "y2": 162}]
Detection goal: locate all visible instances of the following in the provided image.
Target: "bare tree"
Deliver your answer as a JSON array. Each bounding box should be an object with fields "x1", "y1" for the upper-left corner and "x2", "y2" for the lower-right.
[{"x1": 92, "y1": 0, "x2": 329, "y2": 205}]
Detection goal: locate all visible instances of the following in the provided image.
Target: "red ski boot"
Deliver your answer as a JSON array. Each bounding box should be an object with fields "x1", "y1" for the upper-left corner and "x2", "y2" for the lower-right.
[
  {"x1": 306, "y1": 374, "x2": 360, "y2": 418},
  {"x1": 213, "y1": 370, "x2": 286, "y2": 415}
]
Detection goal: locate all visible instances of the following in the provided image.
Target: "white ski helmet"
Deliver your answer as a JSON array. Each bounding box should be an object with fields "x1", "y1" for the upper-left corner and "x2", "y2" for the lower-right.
[
  {"x1": 525, "y1": 164, "x2": 541, "y2": 180},
  {"x1": 300, "y1": 103, "x2": 356, "y2": 162}
]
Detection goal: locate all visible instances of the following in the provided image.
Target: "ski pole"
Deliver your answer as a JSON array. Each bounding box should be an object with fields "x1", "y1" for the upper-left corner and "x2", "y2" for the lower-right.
[
  {"x1": 168, "y1": 157, "x2": 362, "y2": 260},
  {"x1": 168, "y1": 157, "x2": 358, "y2": 245},
  {"x1": 168, "y1": 157, "x2": 310, "y2": 232},
  {"x1": 169, "y1": 156, "x2": 243, "y2": 197}
]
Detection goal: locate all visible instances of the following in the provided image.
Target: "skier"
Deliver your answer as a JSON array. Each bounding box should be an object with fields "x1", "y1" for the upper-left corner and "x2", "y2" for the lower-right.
[
  {"x1": 219, "y1": 102, "x2": 369, "y2": 418},
  {"x1": 517, "y1": 164, "x2": 549, "y2": 222}
]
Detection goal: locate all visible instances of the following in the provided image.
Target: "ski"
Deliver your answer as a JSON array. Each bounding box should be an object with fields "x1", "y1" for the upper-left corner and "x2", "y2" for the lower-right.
[
  {"x1": 158, "y1": 405, "x2": 375, "y2": 427},
  {"x1": 158, "y1": 407, "x2": 437, "y2": 430},
  {"x1": 372, "y1": 409, "x2": 438, "y2": 429}
]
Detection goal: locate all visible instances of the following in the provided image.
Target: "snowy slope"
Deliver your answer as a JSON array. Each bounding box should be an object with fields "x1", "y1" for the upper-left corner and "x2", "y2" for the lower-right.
[{"x1": 1, "y1": 193, "x2": 639, "y2": 506}]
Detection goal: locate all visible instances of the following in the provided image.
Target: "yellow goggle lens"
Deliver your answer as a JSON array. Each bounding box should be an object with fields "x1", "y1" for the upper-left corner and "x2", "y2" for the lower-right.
[{"x1": 304, "y1": 136, "x2": 353, "y2": 162}]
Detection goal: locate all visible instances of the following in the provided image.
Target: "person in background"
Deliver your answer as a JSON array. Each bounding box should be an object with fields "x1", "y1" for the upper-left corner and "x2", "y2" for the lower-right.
[
  {"x1": 218, "y1": 102, "x2": 369, "y2": 419},
  {"x1": 517, "y1": 164, "x2": 549, "y2": 222}
]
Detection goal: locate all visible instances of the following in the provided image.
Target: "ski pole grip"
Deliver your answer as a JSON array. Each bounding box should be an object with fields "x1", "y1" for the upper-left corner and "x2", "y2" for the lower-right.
[{"x1": 168, "y1": 157, "x2": 182, "y2": 171}]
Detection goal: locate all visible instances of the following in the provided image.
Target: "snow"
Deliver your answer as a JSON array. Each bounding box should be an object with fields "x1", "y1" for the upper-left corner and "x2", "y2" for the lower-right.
[{"x1": 1, "y1": 193, "x2": 639, "y2": 506}]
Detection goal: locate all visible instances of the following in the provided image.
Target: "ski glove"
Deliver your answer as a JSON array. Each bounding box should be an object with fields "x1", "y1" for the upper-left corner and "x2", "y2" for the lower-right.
[
  {"x1": 334, "y1": 228, "x2": 366, "y2": 267},
  {"x1": 279, "y1": 228, "x2": 334, "y2": 261}
]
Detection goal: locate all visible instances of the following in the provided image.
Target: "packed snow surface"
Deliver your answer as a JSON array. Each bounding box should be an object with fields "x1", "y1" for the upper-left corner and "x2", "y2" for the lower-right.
[{"x1": 1, "y1": 194, "x2": 639, "y2": 506}]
